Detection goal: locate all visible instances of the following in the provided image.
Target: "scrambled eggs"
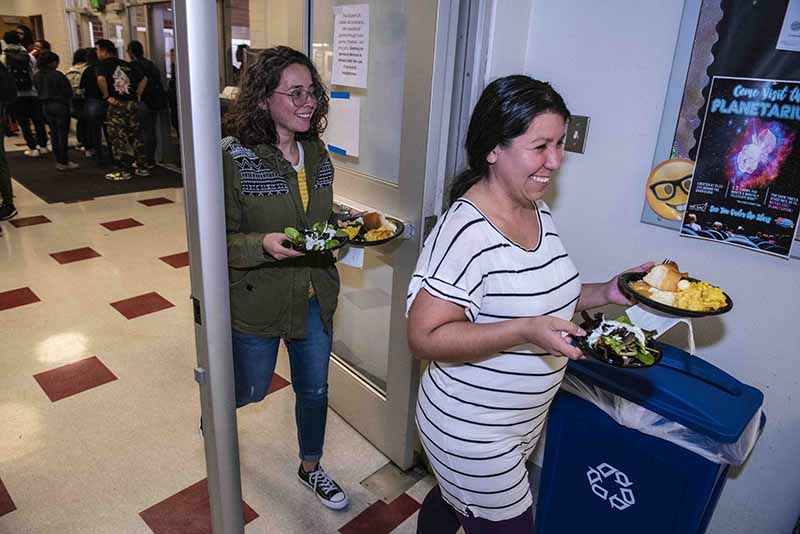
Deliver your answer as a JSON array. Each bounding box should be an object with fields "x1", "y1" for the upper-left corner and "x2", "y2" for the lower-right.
[
  {"x1": 673, "y1": 281, "x2": 727, "y2": 311},
  {"x1": 342, "y1": 225, "x2": 361, "y2": 240},
  {"x1": 364, "y1": 225, "x2": 395, "y2": 241}
]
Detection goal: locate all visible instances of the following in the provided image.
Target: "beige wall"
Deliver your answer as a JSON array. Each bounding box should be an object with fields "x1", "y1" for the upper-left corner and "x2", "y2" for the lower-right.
[
  {"x1": 249, "y1": 0, "x2": 304, "y2": 50},
  {"x1": 4, "y1": 0, "x2": 70, "y2": 69}
]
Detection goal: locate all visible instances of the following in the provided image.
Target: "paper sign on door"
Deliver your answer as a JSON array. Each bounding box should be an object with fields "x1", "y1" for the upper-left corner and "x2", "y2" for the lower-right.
[{"x1": 331, "y1": 4, "x2": 369, "y2": 88}]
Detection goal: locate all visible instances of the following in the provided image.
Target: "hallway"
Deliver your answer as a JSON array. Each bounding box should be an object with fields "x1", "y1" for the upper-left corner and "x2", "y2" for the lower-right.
[{"x1": 0, "y1": 139, "x2": 436, "y2": 533}]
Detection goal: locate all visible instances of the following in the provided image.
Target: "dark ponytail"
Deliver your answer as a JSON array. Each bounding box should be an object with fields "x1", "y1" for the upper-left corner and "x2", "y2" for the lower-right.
[
  {"x1": 448, "y1": 75, "x2": 570, "y2": 206},
  {"x1": 449, "y1": 169, "x2": 483, "y2": 205}
]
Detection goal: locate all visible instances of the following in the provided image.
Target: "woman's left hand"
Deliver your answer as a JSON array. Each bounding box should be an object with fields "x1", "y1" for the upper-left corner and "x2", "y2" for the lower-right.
[{"x1": 603, "y1": 262, "x2": 654, "y2": 306}]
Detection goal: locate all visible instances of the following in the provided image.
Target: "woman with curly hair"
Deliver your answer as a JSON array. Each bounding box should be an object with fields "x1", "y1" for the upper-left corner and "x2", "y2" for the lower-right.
[{"x1": 221, "y1": 46, "x2": 348, "y2": 510}]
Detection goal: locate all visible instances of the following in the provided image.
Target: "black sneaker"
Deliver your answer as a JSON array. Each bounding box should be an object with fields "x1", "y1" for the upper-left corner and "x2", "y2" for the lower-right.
[
  {"x1": 297, "y1": 464, "x2": 349, "y2": 510},
  {"x1": 0, "y1": 204, "x2": 17, "y2": 221}
]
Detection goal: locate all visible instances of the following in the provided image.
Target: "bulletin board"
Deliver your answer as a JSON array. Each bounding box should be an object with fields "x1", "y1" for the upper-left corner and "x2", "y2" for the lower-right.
[{"x1": 643, "y1": 0, "x2": 800, "y2": 259}]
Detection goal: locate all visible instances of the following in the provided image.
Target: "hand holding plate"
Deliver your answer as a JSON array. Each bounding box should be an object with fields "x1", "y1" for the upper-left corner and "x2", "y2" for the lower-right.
[
  {"x1": 604, "y1": 261, "x2": 656, "y2": 305},
  {"x1": 262, "y1": 232, "x2": 305, "y2": 260},
  {"x1": 522, "y1": 316, "x2": 586, "y2": 360}
]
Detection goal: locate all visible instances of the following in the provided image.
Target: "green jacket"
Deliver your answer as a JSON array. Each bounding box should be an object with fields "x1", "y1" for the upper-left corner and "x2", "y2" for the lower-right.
[{"x1": 222, "y1": 136, "x2": 339, "y2": 338}]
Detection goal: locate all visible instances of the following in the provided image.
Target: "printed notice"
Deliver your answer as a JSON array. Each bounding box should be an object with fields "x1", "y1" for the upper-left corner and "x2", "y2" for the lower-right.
[
  {"x1": 777, "y1": 0, "x2": 800, "y2": 52},
  {"x1": 331, "y1": 4, "x2": 369, "y2": 88}
]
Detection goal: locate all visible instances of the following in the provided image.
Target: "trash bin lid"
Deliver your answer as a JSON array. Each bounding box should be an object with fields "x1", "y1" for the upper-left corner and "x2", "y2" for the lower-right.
[{"x1": 567, "y1": 343, "x2": 763, "y2": 443}]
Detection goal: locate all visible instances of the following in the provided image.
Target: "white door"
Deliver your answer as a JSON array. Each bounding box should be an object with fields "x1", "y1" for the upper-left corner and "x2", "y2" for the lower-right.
[{"x1": 309, "y1": 0, "x2": 459, "y2": 469}]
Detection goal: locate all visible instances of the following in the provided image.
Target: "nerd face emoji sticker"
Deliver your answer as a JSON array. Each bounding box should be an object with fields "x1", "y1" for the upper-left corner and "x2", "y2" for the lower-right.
[{"x1": 645, "y1": 158, "x2": 694, "y2": 221}]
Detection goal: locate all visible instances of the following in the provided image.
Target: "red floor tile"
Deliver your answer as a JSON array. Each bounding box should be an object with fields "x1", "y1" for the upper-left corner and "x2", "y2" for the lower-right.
[
  {"x1": 33, "y1": 356, "x2": 118, "y2": 402},
  {"x1": 339, "y1": 494, "x2": 420, "y2": 534},
  {"x1": 0, "y1": 477, "x2": 16, "y2": 517},
  {"x1": 139, "y1": 479, "x2": 258, "y2": 534},
  {"x1": 139, "y1": 197, "x2": 174, "y2": 207},
  {"x1": 267, "y1": 373, "x2": 290, "y2": 395},
  {"x1": 0, "y1": 287, "x2": 40, "y2": 312},
  {"x1": 159, "y1": 252, "x2": 190, "y2": 268},
  {"x1": 101, "y1": 218, "x2": 143, "y2": 231},
  {"x1": 9, "y1": 215, "x2": 51, "y2": 228},
  {"x1": 50, "y1": 246, "x2": 101, "y2": 264},
  {"x1": 110, "y1": 292, "x2": 174, "y2": 319}
]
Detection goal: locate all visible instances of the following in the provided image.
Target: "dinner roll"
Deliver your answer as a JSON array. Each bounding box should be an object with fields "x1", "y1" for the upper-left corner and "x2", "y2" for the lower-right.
[
  {"x1": 363, "y1": 212, "x2": 384, "y2": 230},
  {"x1": 642, "y1": 263, "x2": 683, "y2": 291}
]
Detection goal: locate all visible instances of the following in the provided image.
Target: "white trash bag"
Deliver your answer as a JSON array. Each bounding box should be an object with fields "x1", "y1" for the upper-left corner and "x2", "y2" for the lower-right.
[{"x1": 561, "y1": 373, "x2": 763, "y2": 465}]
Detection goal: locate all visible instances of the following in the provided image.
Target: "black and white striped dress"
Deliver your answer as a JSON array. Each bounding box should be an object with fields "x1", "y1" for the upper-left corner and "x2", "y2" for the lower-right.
[{"x1": 406, "y1": 198, "x2": 581, "y2": 521}]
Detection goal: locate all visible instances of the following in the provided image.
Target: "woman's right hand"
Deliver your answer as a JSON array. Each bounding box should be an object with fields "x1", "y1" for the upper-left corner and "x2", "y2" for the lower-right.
[
  {"x1": 262, "y1": 232, "x2": 305, "y2": 261},
  {"x1": 521, "y1": 316, "x2": 586, "y2": 360}
]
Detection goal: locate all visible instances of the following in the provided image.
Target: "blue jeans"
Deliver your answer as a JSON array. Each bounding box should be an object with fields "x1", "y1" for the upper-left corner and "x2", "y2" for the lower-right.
[
  {"x1": 84, "y1": 99, "x2": 110, "y2": 163},
  {"x1": 232, "y1": 297, "x2": 332, "y2": 463}
]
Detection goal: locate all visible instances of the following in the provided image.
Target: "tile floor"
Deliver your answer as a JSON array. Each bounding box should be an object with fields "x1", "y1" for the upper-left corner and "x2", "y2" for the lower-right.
[{"x1": 0, "y1": 139, "x2": 444, "y2": 533}]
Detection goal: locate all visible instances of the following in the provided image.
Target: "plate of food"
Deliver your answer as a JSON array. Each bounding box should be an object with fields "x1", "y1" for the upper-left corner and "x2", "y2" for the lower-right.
[
  {"x1": 618, "y1": 261, "x2": 732, "y2": 317},
  {"x1": 572, "y1": 311, "x2": 662, "y2": 368},
  {"x1": 283, "y1": 222, "x2": 348, "y2": 253},
  {"x1": 337, "y1": 211, "x2": 405, "y2": 247}
]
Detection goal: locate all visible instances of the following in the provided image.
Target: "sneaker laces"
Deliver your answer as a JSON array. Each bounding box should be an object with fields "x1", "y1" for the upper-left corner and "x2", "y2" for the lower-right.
[{"x1": 308, "y1": 467, "x2": 340, "y2": 496}]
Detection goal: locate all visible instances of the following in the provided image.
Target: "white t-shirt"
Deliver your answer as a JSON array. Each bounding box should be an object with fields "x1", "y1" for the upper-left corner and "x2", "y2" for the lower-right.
[{"x1": 406, "y1": 197, "x2": 581, "y2": 521}]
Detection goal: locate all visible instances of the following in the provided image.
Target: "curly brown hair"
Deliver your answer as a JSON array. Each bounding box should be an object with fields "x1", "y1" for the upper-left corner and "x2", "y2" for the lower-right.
[{"x1": 223, "y1": 46, "x2": 329, "y2": 147}]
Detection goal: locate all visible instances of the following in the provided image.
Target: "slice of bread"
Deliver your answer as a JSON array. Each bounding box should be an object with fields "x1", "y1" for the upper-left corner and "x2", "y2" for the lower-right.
[{"x1": 643, "y1": 264, "x2": 682, "y2": 291}]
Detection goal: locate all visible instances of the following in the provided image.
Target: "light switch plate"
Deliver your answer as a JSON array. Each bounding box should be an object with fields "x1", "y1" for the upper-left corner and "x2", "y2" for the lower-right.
[{"x1": 565, "y1": 115, "x2": 590, "y2": 154}]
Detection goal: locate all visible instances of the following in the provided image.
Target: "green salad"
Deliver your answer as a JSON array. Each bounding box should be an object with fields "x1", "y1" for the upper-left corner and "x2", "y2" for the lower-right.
[
  {"x1": 583, "y1": 313, "x2": 659, "y2": 366},
  {"x1": 284, "y1": 222, "x2": 348, "y2": 252}
]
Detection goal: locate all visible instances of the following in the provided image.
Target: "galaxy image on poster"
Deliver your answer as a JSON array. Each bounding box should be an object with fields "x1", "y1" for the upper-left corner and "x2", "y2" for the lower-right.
[{"x1": 680, "y1": 76, "x2": 800, "y2": 258}]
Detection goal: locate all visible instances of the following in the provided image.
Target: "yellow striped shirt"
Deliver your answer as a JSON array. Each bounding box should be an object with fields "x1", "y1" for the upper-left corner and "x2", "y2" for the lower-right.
[
  {"x1": 296, "y1": 164, "x2": 309, "y2": 212},
  {"x1": 295, "y1": 162, "x2": 315, "y2": 297}
]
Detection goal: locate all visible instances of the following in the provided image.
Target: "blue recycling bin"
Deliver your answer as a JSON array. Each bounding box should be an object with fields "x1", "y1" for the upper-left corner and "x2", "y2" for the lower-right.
[{"x1": 535, "y1": 343, "x2": 764, "y2": 534}]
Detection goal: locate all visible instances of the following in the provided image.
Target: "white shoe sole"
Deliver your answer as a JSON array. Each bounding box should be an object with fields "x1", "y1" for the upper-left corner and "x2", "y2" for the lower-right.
[{"x1": 298, "y1": 476, "x2": 349, "y2": 510}]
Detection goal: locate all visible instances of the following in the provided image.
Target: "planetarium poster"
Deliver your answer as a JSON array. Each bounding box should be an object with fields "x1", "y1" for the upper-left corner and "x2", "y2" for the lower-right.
[{"x1": 680, "y1": 76, "x2": 800, "y2": 259}]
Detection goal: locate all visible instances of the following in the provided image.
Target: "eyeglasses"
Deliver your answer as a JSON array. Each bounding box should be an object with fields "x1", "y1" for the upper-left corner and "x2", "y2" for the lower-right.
[
  {"x1": 649, "y1": 174, "x2": 692, "y2": 201},
  {"x1": 272, "y1": 87, "x2": 321, "y2": 107}
]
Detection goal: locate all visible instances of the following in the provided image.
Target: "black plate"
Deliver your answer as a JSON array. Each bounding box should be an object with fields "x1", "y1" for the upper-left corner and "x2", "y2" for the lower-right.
[
  {"x1": 344, "y1": 217, "x2": 405, "y2": 247},
  {"x1": 282, "y1": 233, "x2": 347, "y2": 254},
  {"x1": 618, "y1": 272, "x2": 733, "y2": 318},
  {"x1": 571, "y1": 335, "x2": 662, "y2": 369}
]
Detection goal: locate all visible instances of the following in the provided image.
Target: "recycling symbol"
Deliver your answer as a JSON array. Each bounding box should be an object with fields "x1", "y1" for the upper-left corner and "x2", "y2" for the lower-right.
[{"x1": 586, "y1": 462, "x2": 636, "y2": 511}]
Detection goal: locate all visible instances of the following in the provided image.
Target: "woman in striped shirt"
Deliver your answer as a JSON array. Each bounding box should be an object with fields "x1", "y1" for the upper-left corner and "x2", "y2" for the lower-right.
[{"x1": 407, "y1": 75, "x2": 649, "y2": 533}]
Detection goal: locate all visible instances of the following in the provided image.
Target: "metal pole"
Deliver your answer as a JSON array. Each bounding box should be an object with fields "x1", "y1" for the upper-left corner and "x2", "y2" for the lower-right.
[{"x1": 172, "y1": 1, "x2": 244, "y2": 532}]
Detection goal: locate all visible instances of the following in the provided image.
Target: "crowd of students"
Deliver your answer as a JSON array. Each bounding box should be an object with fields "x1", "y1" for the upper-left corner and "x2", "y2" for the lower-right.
[{"x1": 0, "y1": 25, "x2": 177, "y2": 221}]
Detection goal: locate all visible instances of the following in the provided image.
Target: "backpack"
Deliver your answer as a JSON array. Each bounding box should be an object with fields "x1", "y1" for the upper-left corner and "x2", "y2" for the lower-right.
[
  {"x1": 65, "y1": 63, "x2": 88, "y2": 95},
  {"x1": 141, "y1": 62, "x2": 167, "y2": 111},
  {"x1": 4, "y1": 48, "x2": 33, "y2": 92},
  {"x1": 0, "y1": 62, "x2": 17, "y2": 104}
]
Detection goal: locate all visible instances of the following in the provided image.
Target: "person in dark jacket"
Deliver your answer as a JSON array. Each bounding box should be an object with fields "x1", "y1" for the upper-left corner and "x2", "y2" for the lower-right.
[
  {"x1": 67, "y1": 48, "x2": 89, "y2": 150},
  {"x1": 221, "y1": 46, "x2": 348, "y2": 511},
  {"x1": 34, "y1": 51, "x2": 77, "y2": 170},
  {"x1": 95, "y1": 39, "x2": 147, "y2": 180},
  {"x1": 0, "y1": 41, "x2": 18, "y2": 221},
  {"x1": 80, "y1": 48, "x2": 110, "y2": 164},
  {"x1": 2, "y1": 30, "x2": 49, "y2": 157},
  {"x1": 127, "y1": 40, "x2": 162, "y2": 168},
  {"x1": 16, "y1": 25, "x2": 34, "y2": 53}
]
